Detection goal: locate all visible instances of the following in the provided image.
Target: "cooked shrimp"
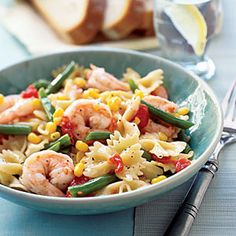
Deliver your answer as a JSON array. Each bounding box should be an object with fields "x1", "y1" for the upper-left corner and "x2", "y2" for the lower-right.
[
  {"x1": 151, "y1": 86, "x2": 168, "y2": 99},
  {"x1": 20, "y1": 150, "x2": 74, "y2": 197},
  {"x1": 143, "y1": 95, "x2": 177, "y2": 113},
  {"x1": 0, "y1": 95, "x2": 18, "y2": 113},
  {"x1": 0, "y1": 98, "x2": 34, "y2": 124},
  {"x1": 143, "y1": 120, "x2": 178, "y2": 139},
  {"x1": 87, "y1": 65, "x2": 129, "y2": 92},
  {"x1": 63, "y1": 99, "x2": 112, "y2": 139}
]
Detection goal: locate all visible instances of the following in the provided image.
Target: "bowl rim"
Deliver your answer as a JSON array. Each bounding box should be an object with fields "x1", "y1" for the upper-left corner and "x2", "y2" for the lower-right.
[{"x1": 0, "y1": 47, "x2": 223, "y2": 203}]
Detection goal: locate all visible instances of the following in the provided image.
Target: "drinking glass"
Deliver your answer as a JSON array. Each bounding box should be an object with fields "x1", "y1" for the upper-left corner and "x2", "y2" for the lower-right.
[{"x1": 154, "y1": 0, "x2": 223, "y2": 80}]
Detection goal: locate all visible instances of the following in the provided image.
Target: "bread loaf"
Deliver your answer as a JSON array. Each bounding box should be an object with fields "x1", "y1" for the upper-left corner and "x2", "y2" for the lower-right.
[{"x1": 31, "y1": 0, "x2": 106, "y2": 44}]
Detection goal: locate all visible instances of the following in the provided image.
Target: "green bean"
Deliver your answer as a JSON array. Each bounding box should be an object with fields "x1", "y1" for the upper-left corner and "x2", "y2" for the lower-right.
[
  {"x1": 0, "y1": 124, "x2": 32, "y2": 135},
  {"x1": 182, "y1": 144, "x2": 192, "y2": 154},
  {"x1": 141, "y1": 100, "x2": 194, "y2": 129},
  {"x1": 68, "y1": 174, "x2": 118, "y2": 197},
  {"x1": 128, "y1": 79, "x2": 139, "y2": 93},
  {"x1": 45, "y1": 61, "x2": 75, "y2": 94},
  {"x1": 48, "y1": 142, "x2": 61, "y2": 152},
  {"x1": 142, "y1": 149, "x2": 152, "y2": 161},
  {"x1": 178, "y1": 130, "x2": 191, "y2": 143},
  {"x1": 44, "y1": 134, "x2": 71, "y2": 150},
  {"x1": 85, "y1": 131, "x2": 112, "y2": 141},
  {"x1": 39, "y1": 88, "x2": 55, "y2": 121},
  {"x1": 33, "y1": 79, "x2": 50, "y2": 90}
]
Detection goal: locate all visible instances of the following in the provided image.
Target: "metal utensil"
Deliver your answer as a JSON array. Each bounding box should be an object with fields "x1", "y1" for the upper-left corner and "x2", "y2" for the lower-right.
[{"x1": 164, "y1": 81, "x2": 236, "y2": 236}]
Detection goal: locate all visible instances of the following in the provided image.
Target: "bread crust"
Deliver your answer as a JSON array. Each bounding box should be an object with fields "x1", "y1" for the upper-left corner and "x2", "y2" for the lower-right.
[
  {"x1": 102, "y1": 0, "x2": 144, "y2": 40},
  {"x1": 31, "y1": 0, "x2": 106, "y2": 44}
]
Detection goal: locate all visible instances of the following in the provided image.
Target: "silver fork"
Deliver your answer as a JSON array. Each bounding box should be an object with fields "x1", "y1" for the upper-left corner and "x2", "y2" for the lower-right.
[{"x1": 164, "y1": 81, "x2": 236, "y2": 236}]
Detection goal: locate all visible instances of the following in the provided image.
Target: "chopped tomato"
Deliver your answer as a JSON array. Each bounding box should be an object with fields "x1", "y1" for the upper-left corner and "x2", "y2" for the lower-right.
[
  {"x1": 133, "y1": 104, "x2": 149, "y2": 129},
  {"x1": 109, "y1": 154, "x2": 124, "y2": 174},
  {"x1": 176, "y1": 158, "x2": 191, "y2": 173},
  {"x1": 60, "y1": 116, "x2": 76, "y2": 144},
  {"x1": 70, "y1": 175, "x2": 90, "y2": 186},
  {"x1": 21, "y1": 84, "x2": 38, "y2": 98}
]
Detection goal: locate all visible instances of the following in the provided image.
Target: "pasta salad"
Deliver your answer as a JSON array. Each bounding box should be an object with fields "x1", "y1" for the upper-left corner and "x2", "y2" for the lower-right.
[{"x1": 0, "y1": 62, "x2": 194, "y2": 197}]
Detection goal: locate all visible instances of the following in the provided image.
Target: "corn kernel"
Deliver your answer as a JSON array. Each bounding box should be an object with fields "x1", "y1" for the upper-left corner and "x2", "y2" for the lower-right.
[
  {"x1": 50, "y1": 132, "x2": 61, "y2": 141},
  {"x1": 0, "y1": 94, "x2": 4, "y2": 105},
  {"x1": 45, "y1": 122, "x2": 57, "y2": 134},
  {"x1": 158, "y1": 132, "x2": 168, "y2": 141},
  {"x1": 107, "y1": 97, "x2": 121, "y2": 112},
  {"x1": 74, "y1": 77, "x2": 86, "y2": 88},
  {"x1": 53, "y1": 117, "x2": 62, "y2": 126},
  {"x1": 83, "y1": 88, "x2": 100, "y2": 99},
  {"x1": 76, "y1": 151, "x2": 85, "y2": 163},
  {"x1": 178, "y1": 107, "x2": 189, "y2": 116},
  {"x1": 32, "y1": 99, "x2": 43, "y2": 110},
  {"x1": 74, "y1": 163, "x2": 85, "y2": 177},
  {"x1": 135, "y1": 89, "x2": 144, "y2": 99},
  {"x1": 27, "y1": 132, "x2": 42, "y2": 144},
  {"x1": 53, "y1": 108, "x2": 64, "y2": 119},
  {"x1": 134, "y1": 117, "x2": 141, "y2": 125},
  {"x1": 75, "y1": 141, "x2": 89, "y2": 152},
  {"x1": 151, "y1": 175, "x2": 167, "y2": 184}
]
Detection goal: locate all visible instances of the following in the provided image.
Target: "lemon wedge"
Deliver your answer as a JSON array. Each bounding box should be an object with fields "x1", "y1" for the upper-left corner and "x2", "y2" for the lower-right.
[{"x1": 165, "y1": 4, "x2": 207, "y2": 56}]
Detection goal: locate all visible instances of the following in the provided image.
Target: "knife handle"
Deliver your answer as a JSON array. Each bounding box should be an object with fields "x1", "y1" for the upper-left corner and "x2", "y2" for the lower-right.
[{"x1": 164, "y1": 159, "x2": 219, "y2": 236}]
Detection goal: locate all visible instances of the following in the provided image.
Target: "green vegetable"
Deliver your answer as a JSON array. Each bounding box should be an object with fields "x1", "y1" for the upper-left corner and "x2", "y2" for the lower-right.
[
  {"x1": 45, "y1": 61, "x2": 75, "y2": 94},
  {"x1": 45, "y1": 134, "x2": 71, "y2": 150},
  {"x1": 182, "y1": 144, "x2": 192, "y2": 154},
  {"x1": 48, "y1": 142, "x2": 61, "y2": 152},
  {"x1": 0, "y1": 124, "x2": 32, "y2": 135},
  {"x1": 142, "y1": 149, "x2": 152, "y2": 161},
  {"x1": 85, "y1": 131, "x2": 112, "y2": 141},
  {"x1": 33, "y1": 79, "x2": 50, "y2": 90},
  {"x1": 178, "y1": 130, "x2": 191, "y2": 143},
  {"x1": 141, "y1": 100, "x2": 194, "y2": 129},
  {"x1": 60, "y1": 147, "x2": 70, "y2": 154},
  {"x1": 128, "y1": 79, "x2": 139, "y2": 93},
  {"x1": 68, "y1": 174, "x2": 118, "y2": 197},
  {"x1": 39, "y1": 88, "x2": 55, "y2": 121}
]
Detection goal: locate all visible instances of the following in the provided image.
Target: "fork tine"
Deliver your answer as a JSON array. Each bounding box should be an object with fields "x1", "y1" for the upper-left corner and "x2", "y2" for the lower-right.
[{"x1": 221, "y1": 80, "x2": 236, "y2": 116}]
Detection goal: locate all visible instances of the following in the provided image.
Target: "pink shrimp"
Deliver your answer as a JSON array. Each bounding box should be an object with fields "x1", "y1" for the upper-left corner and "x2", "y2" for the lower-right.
[
  {"x1": 63, "y1": 99, "x2": 112, "y2": 140},
  {"x1": 151, "y1": 86, "x2": 168, "y2": 99},
  {"x1": 87, "y1": 65, "x2": 129, "y2": 92},
  {"x1": 20, "y1": 150, "x2": 74, "y2": 197}
]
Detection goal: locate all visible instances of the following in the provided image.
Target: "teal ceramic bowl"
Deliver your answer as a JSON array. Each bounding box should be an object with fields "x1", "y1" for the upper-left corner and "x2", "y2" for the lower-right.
[{"x1": 0, "y1": 48, "x2": 222, "y2": 215}]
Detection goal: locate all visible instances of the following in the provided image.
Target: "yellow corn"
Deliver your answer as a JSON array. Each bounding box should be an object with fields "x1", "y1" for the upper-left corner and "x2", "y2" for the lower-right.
[
  {"x1": 76, "y1": 152, "x2": 85, "y2": 163},
  {"x1": 151, "y1": 175, "x2": 167, "y2": 184},
  {"x1": 50, "y1": 132, "x2": 61, "y2": 141},
  {"x1": 74, "y1": 77, "x2": 86, "y2": 88},
  {"x1": 53, "y1": 117, "x2": 62, "y2": 126},
  {"x1": 75, "y1": 141, "x2": 89, "y2": 152},
  {"x1": 0, "y1": 94, "x2": 4, "y2": 105},
  {"x1": 134, "y1": 117, "x2": 141, "y2": 125},
  {"x1": 45, "y1": 122, "x2": 57, "y2": 134},
  {"x1": 107, "y1": 97, "x2": 121, "y2": 112},
  {"x1": 74, "y1": 163, "x2": 85, "y2": 177},
  {"x1": 135, "y1": 89, "x2": 144, "y2": 99},
  {"x1": 83, "y1": 88, "x2": 100, "y2": 99},
  {"x1": 53, "y1": 108, "x2": 64, "y2": 119},
  {"x1": 27, "y1": 132, "x2": 42, "y2": 144},
  {"x1": 158, "y1": 132, "x2": 168, "y2": 141},
  {"x1": 32, "y1": 99, "x2": 43, "y2": 110},
  {"x1": 178, "y1": 107, "x2": 189, "y2": 116}
]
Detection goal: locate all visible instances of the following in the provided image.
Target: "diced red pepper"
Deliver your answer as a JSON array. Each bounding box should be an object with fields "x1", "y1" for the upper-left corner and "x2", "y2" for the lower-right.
[
  {"x1": 133, "y1": 104, "x2": 149, "y2": 129},
  {"x1": 108, "y1": 117, "x2": 118, "y2": 132},
  {"x1": 60, "y1": 116, "x2": 76, "y2": 144},
  {"x1": 21, "y1": 84, "x2": 38, "y2": 98},
  {"x1": 109, "y1": 154, "x2": 124, "y2": 174},
  {"x1": 175, "y1": 158, "x2": 191, "y2": 173}
]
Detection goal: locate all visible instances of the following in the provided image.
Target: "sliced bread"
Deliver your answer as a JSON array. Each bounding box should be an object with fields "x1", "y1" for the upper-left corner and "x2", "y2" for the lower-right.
[
  {"x1": 102, "y1": 0, "x2": 144, "y2": 40},
  {"x1": 31, "y1": 0, "x2": 106, "y2": 44}
]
